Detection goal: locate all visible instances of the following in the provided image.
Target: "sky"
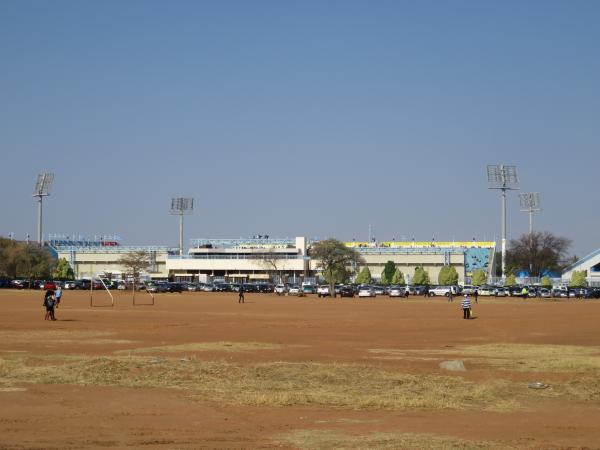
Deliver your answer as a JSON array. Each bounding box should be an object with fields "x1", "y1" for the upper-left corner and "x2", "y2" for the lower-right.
[{"x1": 1, "y1": 0, "x2": 598, "y2": 258}]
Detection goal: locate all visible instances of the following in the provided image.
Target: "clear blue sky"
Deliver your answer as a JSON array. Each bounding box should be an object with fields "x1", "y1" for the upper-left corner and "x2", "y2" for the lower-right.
[{"x1": 1, "y1": 0, "x2": 598, "y2": 258}]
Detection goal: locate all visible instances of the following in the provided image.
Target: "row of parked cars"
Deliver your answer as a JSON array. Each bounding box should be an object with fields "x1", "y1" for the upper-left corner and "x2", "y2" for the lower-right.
[{"x1": 463, "y1": 285, "x2": 600, "y2": 299}]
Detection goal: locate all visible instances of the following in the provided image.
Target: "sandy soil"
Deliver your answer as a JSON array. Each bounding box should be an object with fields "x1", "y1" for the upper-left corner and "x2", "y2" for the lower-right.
[{"x1": 1, "y1": 289, "x2": 600, "y2": 449}]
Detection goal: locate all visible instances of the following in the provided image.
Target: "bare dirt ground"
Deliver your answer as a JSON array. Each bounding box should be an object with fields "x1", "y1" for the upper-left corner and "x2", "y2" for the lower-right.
[{"x1": 1, "y1": 289, "x2": 600, "y2": 449}]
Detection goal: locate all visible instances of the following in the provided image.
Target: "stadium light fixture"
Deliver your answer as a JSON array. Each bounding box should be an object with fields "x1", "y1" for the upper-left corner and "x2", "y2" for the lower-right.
[
  {"x1": 32, "y1": 172, "x2": 55, "y2": 246},
  {"x1": 170, "y1": 197, "x2": 194, "y2": 256},
  {"x1": 487, "y1": 165, "x2": 519, "y2": 278},
  {"x1": 519, "y1": 192, "x2": 541, "y2": 235}
]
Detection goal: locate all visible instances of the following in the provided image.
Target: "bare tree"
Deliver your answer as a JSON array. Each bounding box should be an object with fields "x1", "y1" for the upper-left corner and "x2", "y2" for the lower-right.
[
  {"x1": 506, "y1": 231, "x2": 571, "y2": 277},
  {"x1": 259, "y1": 248, "x2": 286, "y2": 283},
  {"x1": 117, "y1": 250, "x2": 150, "y2": 299}
]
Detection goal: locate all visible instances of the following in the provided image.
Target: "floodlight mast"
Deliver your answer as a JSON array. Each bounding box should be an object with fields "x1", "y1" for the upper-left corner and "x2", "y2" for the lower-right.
[
  {"x1": 32, "y1": 173, "x2": 55, "y2": 246},
  {"x1": 519, "y1": 192, "x2": 541, "y2": 235},
  {"x1": 487, "y1": 165, "x2": 519, "y2": 279},
  {"x1": 170, "y1": 197, "x2": 193, "y2": 256}
]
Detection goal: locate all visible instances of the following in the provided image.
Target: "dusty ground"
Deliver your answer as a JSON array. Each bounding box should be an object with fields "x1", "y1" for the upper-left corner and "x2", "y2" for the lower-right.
[{"x1": 1, "y1": 289, "x2": 600, "y2": 449}]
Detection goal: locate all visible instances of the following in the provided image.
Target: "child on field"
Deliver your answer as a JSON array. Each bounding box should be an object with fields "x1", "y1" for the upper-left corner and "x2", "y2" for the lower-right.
[{"x1": 44, "y1": 289, "x2": 56, "y2": 321}]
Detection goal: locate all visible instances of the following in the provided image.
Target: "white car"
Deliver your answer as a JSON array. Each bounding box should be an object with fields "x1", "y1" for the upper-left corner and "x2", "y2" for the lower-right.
[
  {"x1": 493, "y1": 287, "x2": 507, "y2": 297},
  {"x1": 388, "y1": 286, "x2": 405, "y2": 297},
  {"x1": 429, "y1": 286, "x2": 460, "y2": 297},
  {"x1": 274, "y1": 284, "x2": 287, "y2": 296},
  {"x1": 317, "y1": 285, "x2": 330, "y2": 297},
  {"x1": 358, "y1": 287, "x2": 376, "y2": 298},
  {"x1": 287, "y1": 286, "x2": 304, "y2": 296}
]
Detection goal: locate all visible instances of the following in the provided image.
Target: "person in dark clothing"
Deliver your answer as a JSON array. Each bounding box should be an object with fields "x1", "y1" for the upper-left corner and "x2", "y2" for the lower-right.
[
  {"x1": 238, "y1": 285, "x2": 245, "y2": 303},
  {"x1": 473, "y1": 289, "x2": 478, "y2": 304},
  {"x1": 43, "y1": 289, "x2": 56, "y2": 321}
]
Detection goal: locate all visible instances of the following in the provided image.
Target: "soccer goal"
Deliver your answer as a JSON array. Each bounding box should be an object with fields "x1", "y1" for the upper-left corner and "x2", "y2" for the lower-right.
[
  {"x1": 132, "y1": 278, "x2": 155, "y2": 306},
  {"x1": 89, "y1": 275, "x2": 114, "y2": 308}
]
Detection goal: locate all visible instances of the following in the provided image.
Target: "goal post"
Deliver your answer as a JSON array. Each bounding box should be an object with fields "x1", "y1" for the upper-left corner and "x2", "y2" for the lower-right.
[{"x1": 89, "y1": 275, "x2": 114, "y2": 307}]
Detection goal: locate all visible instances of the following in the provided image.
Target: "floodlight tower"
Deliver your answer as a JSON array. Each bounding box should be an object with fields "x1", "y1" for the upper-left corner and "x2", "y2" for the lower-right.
[
  {"x1": 170, "y1": 198, "x2": 193, "y2": 256},
  {"x1": 487, "y1": 165, "x2": 519, "y2": 278},
  {"x1": 32, "y1": 172, "x2": 55, "y2": 246},
  {"x1": 519, "y1": 192, "x2": 541, "y2": 235}
]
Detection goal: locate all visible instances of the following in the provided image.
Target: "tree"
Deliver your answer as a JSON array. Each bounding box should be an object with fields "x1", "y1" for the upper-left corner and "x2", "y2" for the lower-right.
[
  {"x1": 471, "y1": 269, "x2": 487, "y2": 286},
  {"x1": 391, "y1": 268, "x2": 405, "y2": 285},
  {"x1": 310, "y1": 239, "x2": 364, "y2": 298},
  {"x1": 380, "y1": 261, "x2": 396, "y2": 285},
  {"x1": 438, "y1": 266, "x2": 458, "y2": 285},
  {"x1": 506, "y1": 231, "x2": 572, "y2": 277},
  {"x1": 505, "y1": 273, "x2": 517, "y2": 287},
  {"x1": 0, "y1": 238, "x2": 21, "y2": 278},
  {"x1": 117, "y1": 250, "x2": 150, "y2": 288},
  {"x1": 323, "y1": 265, "x2": 350, "y2": 285},
  {"x1": 355, "y1": 266, "x2": 372, "y2": 284},
  {"x1": 569, "y1": 270, "x2": 587, "y2": 288},
  {"x1": 53, "y1": 257, "x2": 74, "y2": 280},
  {"x1": 540, "y1": 276, "x2": 552, "y2": 288},
  {"x1": 16, "y1": 244, "x2": 54, "y2": 281},
  {"x1": 259, "y1": 248, "x2": 286, "y2": 283},
  {"x1": 412, "y1": 266, "x2": 430, "y2": 285}
]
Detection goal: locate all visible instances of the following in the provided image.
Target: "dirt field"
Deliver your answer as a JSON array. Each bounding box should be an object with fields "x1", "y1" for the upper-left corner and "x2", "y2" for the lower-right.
[{"x1": 1, "y1": 289, "x2": 600, "y2": 450}]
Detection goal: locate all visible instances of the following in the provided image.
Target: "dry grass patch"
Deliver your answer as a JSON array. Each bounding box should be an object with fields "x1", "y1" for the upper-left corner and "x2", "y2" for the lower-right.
[
  {"x1": 370, "y1": 344, "x2": 600, "y2": 373},
  {"x1": 115, "y1": 341, "x2": 281, "y2": 355},
  {"x1": 0, "y1": 330, "x2": 134, "y2": 345},
  {"x1": 276, "y1": 430, "x2": 505, "y2": 450},
  {"x1": 0, "y1": 354, "x2": 518, "y2": 412}
]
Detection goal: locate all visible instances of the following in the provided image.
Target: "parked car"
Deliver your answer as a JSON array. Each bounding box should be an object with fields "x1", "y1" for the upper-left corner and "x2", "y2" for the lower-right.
[
  {"x1": 317, "y1": 285, "x2": 331, "y2": 298},
  {"x1": 538, "y1": 288, "x2": 552, "y2": 298},
  {"x1": 429, "y1": 286, "x2": 460, "y2": 297},
  {"x1": 274, "y1": 284, "x2": 287, "y2": 296},
  {"x1": 302, "y1": 284, "x2": 316, "y2": 294},
  {"x1": 413, "y1": 286, "x2": 427, "y2": 296},
  {"x1": 373, "y1": 285, "x2": 386, "y2": 295},
  {"x1": 388, "y1": 286, "x2": 405, "y2": 297},
  {"x1": 358, "y1": 286, "x2": 376, "y2": 298},
  {"x1": 477, "y1": 286, "x2": 494, "y2": 296},
  {"x1": 493, "y1": 287, "x2": 507, "y2": 297},
  {"x1": 63, "y1": 280, "x2": 79, "y2": 290},
  {"x1": 461, "y1": 285, "x2": 476, "y2": 295},
  {"x1": 339, "y1": 285, "x2": 355, "y2": 298},
  {"x1": 287, "y1": 285, "x2": 304, "y2": 296},
  {"x1": 43, "y1": 281, "x2": 57, "y2": 290},
  {"x1": 166, "y1": 282, "x2": 183, "y2": 293},
  {"x1": 202, "y1": 284, "x2": 215, "y2": 292}
]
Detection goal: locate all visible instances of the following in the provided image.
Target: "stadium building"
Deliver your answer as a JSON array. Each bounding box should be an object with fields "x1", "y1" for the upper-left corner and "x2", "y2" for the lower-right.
[{"x1": 49, "y1": 234, "x2": 496, "y2": 284}]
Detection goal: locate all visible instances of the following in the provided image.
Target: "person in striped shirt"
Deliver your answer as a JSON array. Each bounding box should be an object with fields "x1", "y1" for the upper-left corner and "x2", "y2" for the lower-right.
[{"x1": 461, "y1": 294, "x2": 471, "y2": 319}]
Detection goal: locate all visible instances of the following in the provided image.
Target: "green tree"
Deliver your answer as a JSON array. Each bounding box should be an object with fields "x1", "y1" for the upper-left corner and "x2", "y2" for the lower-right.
[
  {"x1": 310, "y1": 239, "x2": 364, "y2": 298},
  {"x1": 391, "y1": 268, "x2": 405, "y2": 285},
  {"x1": 438, "y1": 265, "x2": 458, "y2": 285},
  {"x1": 53, "y1": 257, "x2": 74, "y2": 280},
  {"x1": 505, "y1": 273, "x2": 517, "y2": 287},
  {"x1": 355, "y1": 266, "x2": 372, "y2": 284},
  {"x1": 471, "y1": 269, "x2": 487, "y2": 286},
  {"x1": 380, "y1": 261, "x2": 396, "y2": 285},
  {"x1": 323, "y1": 265, "x2": 349, "y2": 285},
  {"x1": 16, "y1": 244, "x2": 54, "y2": 281},
  {"x1": 540, "y1": 276, "x2": 552, "y2": 288},
  {"x1": 569, "y1": 270, "x2": 587, "y2": 288},
  {"x1": 0, "y1": 238, "x2": 21, "y2": 278},
  {"x1": 412, "y1": 266, "x2": 430, "y2": 285}
]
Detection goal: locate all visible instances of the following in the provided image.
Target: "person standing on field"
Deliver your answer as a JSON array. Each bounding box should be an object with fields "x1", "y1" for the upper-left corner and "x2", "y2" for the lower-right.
[
  {"x1": 461, "y1": 294, "x2": 471, "y2": 319},
  {"x1": 473, "y1": 289, "x2": 478, "y2": 304},
  {"x1": 43, "y1": 289, "x2": 56, "y2": 321},
  {"x1": 55, "y1": 285, "x2": 62, "y2": 308},
  {"x1": 238, "y1": 284, "x2": 245, "y2": 303}
]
